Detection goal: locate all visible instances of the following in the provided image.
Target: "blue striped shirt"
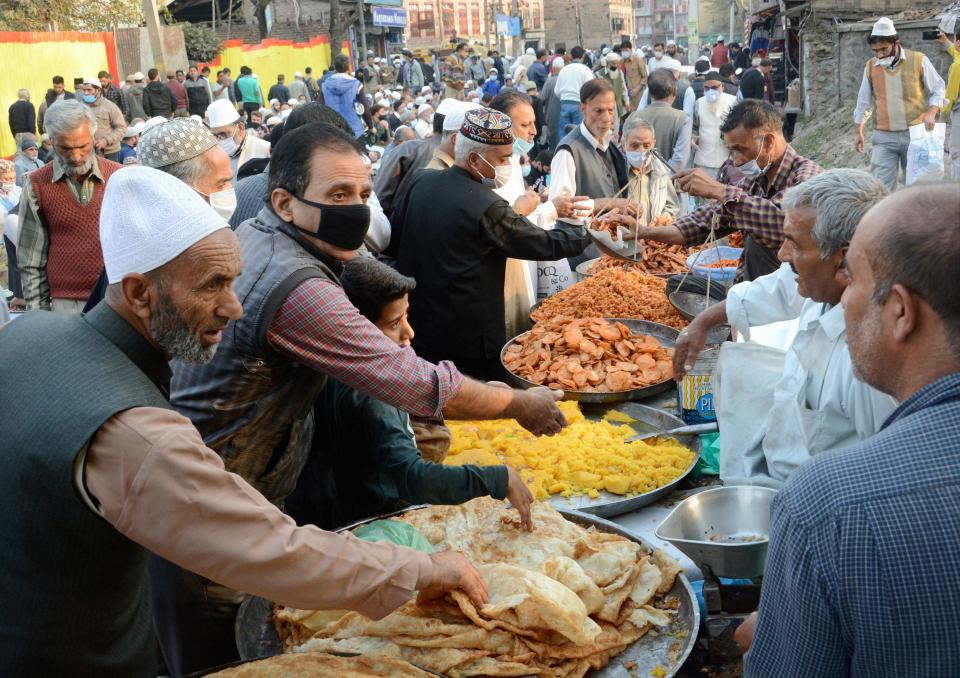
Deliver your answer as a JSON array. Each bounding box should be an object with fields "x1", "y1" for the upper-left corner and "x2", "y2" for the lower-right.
[{"x1": 745, "y1": 372, "x2": 960, "y2": 678}]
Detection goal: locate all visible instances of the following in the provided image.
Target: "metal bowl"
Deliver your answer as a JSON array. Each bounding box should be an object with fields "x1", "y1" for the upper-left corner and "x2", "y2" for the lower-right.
[
  {"x1": 501, "y1": 318, "x2": 680, "y2": 404},
  {"x1": 236, "y1": 507, "x2": 700, "y2": 678},
  {"x1": 548, "y1": 401, "x2": 701, "y2": 517},
  {"x1": 655, "y1": 486, "x2": 778, "y2": 579}
]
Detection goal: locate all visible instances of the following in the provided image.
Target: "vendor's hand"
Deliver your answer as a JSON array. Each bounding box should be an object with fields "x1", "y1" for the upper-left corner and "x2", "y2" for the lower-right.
[
  {"x1": 855, "y1": 129, "x2": 865, "y2": 154},
  {"x1": 735, "y1": 611, "x2": 759, "y2": 654},
  {"x1": 505, "y1": 466, "x2": 534, "y2": 531},
  {"x1": 936, "y1": 29, "x2": 949, "y2": 45},
  {"x1": 513, "y1": 189, "x2": 541, "y2": 217},
  {"x1": 513, "y1": 386, "x2": 567, "y2": 436},
  {"x1": 923, "y1": 109, "x2": 938, "y2": 131},
  {"x1": 605, "y1": 197, "x2": 640, "y2": 216},
  {"x1": 673, "y1": 168, "x2": 724, "y2": 201},
  {"x1": 551, "y1": 194, "x2": 592, "y2": 219},
  {"x1": 419, "y1": 551, "x2": 489, "y2": 609},
  {"x1": 598, "y1": 208, "x2": 637, "y2": 229},
  {"x1": 672, "y1": 319, "x2": 712, "y2": 380}
]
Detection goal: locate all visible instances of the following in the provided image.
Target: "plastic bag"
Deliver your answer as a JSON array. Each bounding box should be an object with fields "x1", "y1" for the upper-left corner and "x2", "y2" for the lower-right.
[
  {"x1": 692, "y1": 432, "x2": 720, "y2": 477},
  {"x1": 906, "y1": 123, "x2": 946, "y2": 186},
  {"x1": 354, "y1": 520, "x2": 435, "y2": 554}
]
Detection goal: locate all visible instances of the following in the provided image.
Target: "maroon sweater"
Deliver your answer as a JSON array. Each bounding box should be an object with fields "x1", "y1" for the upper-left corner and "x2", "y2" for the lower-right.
[{"x1": 31, "y1": 157, "x2": 122, "y2": 300}]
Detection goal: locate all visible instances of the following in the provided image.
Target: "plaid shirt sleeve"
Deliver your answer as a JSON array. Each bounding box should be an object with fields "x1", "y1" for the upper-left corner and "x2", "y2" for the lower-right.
[
  {"x1": 15, "y1": 174, "x2": 50, "y2": 310},
  {"x1": 266, "y1": 277, "x2": 464, "y2": 418},
  {"x1": 675, "y1": 147, "x2": 823, "y2": 249}
]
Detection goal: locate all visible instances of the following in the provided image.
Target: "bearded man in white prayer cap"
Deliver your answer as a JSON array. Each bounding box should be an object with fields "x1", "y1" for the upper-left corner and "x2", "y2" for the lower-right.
[
  {"x1": 0, "y1": 165, "x2": 489, "y2": 678},
  {"x1": 853, "y1": 16, "x2": 946, "y2": 190},
  {"x1": 82, "y1": 116, "x2": 238, "y2": 312}
]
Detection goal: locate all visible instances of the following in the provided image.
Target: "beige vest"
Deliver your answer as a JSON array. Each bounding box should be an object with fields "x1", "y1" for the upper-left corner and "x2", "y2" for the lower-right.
[
  {"x1": 867, "y1": 48, "x2": 927, "y2": 132},
  {"x1": 694, "y1": 93, "x2": 738, "y2": 168}
]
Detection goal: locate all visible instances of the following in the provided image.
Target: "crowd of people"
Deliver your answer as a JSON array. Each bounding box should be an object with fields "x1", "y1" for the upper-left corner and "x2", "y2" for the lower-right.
[{"x1": 0, "y1": 12, "x2": 959, "y2": 678}]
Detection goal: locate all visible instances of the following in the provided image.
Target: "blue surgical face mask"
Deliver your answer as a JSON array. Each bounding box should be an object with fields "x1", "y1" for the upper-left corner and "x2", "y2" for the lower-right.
[
  {"x1": 737, "y1": 135, "x2": 772, "y2": 178},
  {"x1": 521, "y1": 163, "x2": 532, "y2": 178},
  {"x1": 513, "y1": 136, "x2": 534, "y2": 156},
  {"x1": 81, "y1": 94, "x2": 97, "y2": 104},
  {"x1": 625, "y1": 149, "x2": 650, "y2": 169},
  {"x1": 704, "y1": 89, "x2": 721, "y2": 104}
]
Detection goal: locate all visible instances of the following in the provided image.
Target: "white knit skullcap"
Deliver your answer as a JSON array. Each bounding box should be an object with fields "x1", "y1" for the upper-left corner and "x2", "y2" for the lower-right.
[
  {"x1": 207, "y1": 99, "x2": 242, "y2": 128},
  {"x1": 100, "y1": 166, "x2": 228, "y2": 283},
  {"x1": 871, "y1": 17, "x2": 897, "y2": 37}
]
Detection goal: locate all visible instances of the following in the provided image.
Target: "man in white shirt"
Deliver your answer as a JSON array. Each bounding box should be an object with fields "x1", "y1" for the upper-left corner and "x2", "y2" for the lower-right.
[
  {"x1": 554, "y1": 46, "x2": 596, "y2": 133},
  {"x1": 673, "y1": 169, "x2": 898, "y2": 487},
  {"x1": 647, "y1": 41, "x2": 669, "y2": 72},
  {"x1": 692, "y1": 71, "x2": 738, "y2": 178}
]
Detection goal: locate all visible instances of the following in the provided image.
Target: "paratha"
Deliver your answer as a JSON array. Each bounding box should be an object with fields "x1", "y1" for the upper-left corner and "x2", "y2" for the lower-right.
[
  {"x1": 205, "y1": 651, "x2": 435, "y2": 677},
  {"x1": 275, "y1": 498, "x2": 683, "y2": 678}
]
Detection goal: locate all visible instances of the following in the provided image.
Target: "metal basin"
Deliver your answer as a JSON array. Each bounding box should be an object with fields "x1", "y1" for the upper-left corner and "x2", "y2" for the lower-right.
[
  {"x1": 655, "y1": 486, "x2": 778, "y2": 578},
  {"x1": 501, "y1": 318, "x2": 679, "y2": 404}
]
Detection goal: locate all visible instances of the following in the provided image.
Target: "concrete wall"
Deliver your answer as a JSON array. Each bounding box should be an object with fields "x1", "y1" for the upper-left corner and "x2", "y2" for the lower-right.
[
  {"x1": 543, "y1": 0, "x2": 632, "y2": 50},
  {"x1": 114, "y1": 26, "x2": 188, "y2": 79},
  {"x1": 803, "y1": 18, "x2": 952, "y2": 115}
]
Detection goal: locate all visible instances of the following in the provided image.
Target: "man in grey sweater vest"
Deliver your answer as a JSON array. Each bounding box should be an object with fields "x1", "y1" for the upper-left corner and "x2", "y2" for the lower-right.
[{"x1": 629, "y1": 69, "x2": 692, "y2": 170}]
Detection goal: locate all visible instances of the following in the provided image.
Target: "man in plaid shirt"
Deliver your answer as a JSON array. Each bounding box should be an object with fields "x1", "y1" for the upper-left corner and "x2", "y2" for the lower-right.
[
  {"x1": 741, "y1": 183, "x2": 960, "y2": 676},
  {"x1": 626, "y1": 100, "x2": 822, "y2": 280}
]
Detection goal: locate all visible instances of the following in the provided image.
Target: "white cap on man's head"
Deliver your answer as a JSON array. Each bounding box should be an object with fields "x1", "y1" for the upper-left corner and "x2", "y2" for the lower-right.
[
  {"x1": 666, "y1": 39, "x2": 677, "y2": 46},
  {"x1": 526, "y1": 47, "x2": 535, "y2": 54},
  {"x1": 82, "y1": 77, "x2": 102, "y2": 88},
  {"x1": 441, "y1": 101, "x2": 478, "y2": 132},
  {"x1": 294, "y1": 71, "x2": 303, "y2": 77},
  {"x1": 663, "y1": 57, "x2": 683, "y2": 72},
  {"x1": 100, "y1": 166, "x2": 228, "y2": 284},
  {"x1": 207, "y1": 99, "x2": 241, "y2": 128},
  {"x1": 420, "y1": 85, "x2": 433, "y2": 93},
  {"x1": 871, "y1": 17, "x2": 897, "y2": 37}
]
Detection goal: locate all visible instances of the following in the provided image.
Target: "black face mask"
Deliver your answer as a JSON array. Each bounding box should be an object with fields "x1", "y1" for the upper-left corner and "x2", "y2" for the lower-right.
[{"x1": 284, "y1": 192, "x2": 371, "y2": 251}]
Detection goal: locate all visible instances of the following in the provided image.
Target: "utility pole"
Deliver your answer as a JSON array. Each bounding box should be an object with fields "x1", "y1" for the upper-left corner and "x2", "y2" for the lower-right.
[
  {"x1": 574, "y1": 0, "x2": 583, "y2": 47},
  {"x1": 358, "y1": 4, "x2": 368, "y2": 60},
  {"x1": 511, "y1": 0, "x2": 520, "y2": 56},
  {"x1": 143, "y1": 0, "x2": 165, "y2": 72}
]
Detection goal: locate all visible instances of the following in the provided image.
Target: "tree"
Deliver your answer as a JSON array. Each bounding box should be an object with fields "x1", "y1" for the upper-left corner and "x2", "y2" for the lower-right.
[
  {"x1": 251, "y1": 0, "x2": 273, "y2": 40},
  {"x1": 181, "y1": 22, "x2": 223, "y2": 63},
  {"x1": 0, "y1": 0, "x2": 141, "y2": 31}
]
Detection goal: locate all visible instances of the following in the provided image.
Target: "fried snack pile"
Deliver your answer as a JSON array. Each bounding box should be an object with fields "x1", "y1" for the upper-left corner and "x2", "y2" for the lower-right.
[
  {"x1": 503, "y1": 317, "x2": 673, "y2": 392},
  {"x1": 532, "y1": 270, "x2": 689, "y2": 329},
  {"x1": 726, "y1": 231, "x2": 744, "y2": 248},
  {"x1": 588, "y1": 217, "x2": 622, "y2": 241},
  {"x1": 703, "y1": 259, "x2": 740, "y2": 269},
  {"x1": 276, "y1": 499, "x2": 686, "y2": 678},
  {"x1": 206, "y1": 651, "x2": 435, "y2": 677},
  {"x1": 587, "y1": 240, "x2": 691, "y2": 276},
  {"x1": 445, "y1": 401, "x2": 697, "y2": 500}
]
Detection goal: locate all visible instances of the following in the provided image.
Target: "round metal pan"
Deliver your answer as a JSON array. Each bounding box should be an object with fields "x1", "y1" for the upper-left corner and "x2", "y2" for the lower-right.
[
  {"x1": 668, "y1": 289, "x2": 723, "y2": 322},
  {"x1": 236, "y1": 507, "x2": 700, "y2": 678},
  {"x1": 501, "y1": 318, "x2": 680, "y2": 404},
  {"x1": 548, "y1": 401, "x2": 701, "y2": 517}
]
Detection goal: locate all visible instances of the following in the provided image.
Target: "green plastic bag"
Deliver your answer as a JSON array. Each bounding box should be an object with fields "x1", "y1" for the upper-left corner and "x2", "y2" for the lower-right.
[
  {"x1": 354, "y1": 520, "x2": 435, "y2": 554},
  {"x1": 692, "y1": 432, "x2": 720, "y2": 477}
]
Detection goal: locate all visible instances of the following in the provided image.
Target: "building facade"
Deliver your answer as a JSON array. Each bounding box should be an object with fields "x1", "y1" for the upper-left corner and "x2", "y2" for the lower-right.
[
  {"x1": 542, "y1": 0, "x2": 633, "y2": 51},
  {"x1": 403, "y1": 0, "x2": 546, "y2": 53}
]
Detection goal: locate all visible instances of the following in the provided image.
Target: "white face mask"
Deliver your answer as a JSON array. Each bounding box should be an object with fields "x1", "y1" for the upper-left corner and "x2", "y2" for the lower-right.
[
  {"x1": 1, "y1": 182, "x2": 16, "y2": 192},
  {"x1": 218, "y1": 126, "x2": 241, "y2": 156},
  {"x1": 207, "y1": 187, "x2": 237, "y2": 220},
  {"x1": 621, "y1": 50, "x2": 631, "y2": 60},
  {"x1": 476, "y1": 154, "x2": 513, "y2": 188},
  {"x1": 875, "y1": 54, "x2": 898, "y2": 68},
  {"x1": 737, "y1": 135, "x2": 772, "y2": 179},
  {"x1": 625, "y1": 149, "x2": 650, "y2": 169},
  {"x1": 655, "y1": 50, "x2": 663, "y2": 58},
  {"x1": 704, "y1": 89, "x2": 721, "y2": 104}
]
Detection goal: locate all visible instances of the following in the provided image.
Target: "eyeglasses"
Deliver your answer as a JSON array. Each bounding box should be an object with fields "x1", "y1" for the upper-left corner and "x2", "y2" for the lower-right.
[{"x1": 212, "y1": 125, "x2": 238, "y2": 141}]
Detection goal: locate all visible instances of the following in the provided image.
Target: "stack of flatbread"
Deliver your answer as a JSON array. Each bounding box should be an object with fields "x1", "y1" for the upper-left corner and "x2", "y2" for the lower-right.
[
  {"x1": 275, "y1": 498, "x2": 684, "y2": 678},
  {"x1": 206, "y1": 651, "x2": 437, "y2": 676}
]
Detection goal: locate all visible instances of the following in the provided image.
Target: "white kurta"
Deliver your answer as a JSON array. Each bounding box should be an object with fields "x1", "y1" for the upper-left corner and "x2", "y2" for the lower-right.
[
  {"x1": 714, "y1": 263, "x2": 898, "y2": 488},
  {"x1": 494, "y1": 154, "x2": 560, "y2": 338}
]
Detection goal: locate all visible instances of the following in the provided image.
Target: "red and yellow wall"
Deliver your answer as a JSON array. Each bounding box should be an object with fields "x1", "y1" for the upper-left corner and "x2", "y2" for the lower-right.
[
  {"x1": 0, "y1": 31, "x2": 118, "y2": 157},
  {"x1": 204, "y1": 36, "x2": 351, "y2": 91}
]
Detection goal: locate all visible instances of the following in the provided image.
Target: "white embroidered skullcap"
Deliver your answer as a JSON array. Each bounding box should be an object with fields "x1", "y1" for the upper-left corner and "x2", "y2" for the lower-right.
[
  {"x1": 207, "y1": 99, "x2": 241, "y2": 128},
  {"x1": 871, "y1": 17, "x2": 897, "y2": 37},
  {"x1": 100, "y1": 166, "x2": 228, "y2": 283},
  {"x1": 137, "y1": 117, "x2": 217, "y2": 169}
]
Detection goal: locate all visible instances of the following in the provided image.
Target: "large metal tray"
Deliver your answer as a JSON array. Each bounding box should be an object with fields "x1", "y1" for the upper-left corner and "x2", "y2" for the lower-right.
[
  {"x1": 549, "y1": 401, "x2": 701, "y2": 518},
  {"x1": 236, "y1": 507, "x2": 700, "y2": 678},
  {"x1": 501, "y1": 318, "x2": 680, "y2": 405}
]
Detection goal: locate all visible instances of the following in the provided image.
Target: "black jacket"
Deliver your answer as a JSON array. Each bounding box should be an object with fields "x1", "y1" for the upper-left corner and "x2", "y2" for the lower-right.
[
  {"x1": 739, "y1": 68, "x2": 766, "y2": 101},
  {"x1": 8, "y1": 100, "x2": 35, "y2": 136},
  {"x1": 393, "y1": 166, "x2": 589, "y2": 367},
  {"x1": 142, "y1": 81, "x2": 177, "y2": 118}
]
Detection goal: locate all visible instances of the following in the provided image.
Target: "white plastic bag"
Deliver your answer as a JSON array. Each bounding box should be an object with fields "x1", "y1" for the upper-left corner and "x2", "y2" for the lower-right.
[{"x1": 906, "y1": 123, "x2": 946, "y2": 186}]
